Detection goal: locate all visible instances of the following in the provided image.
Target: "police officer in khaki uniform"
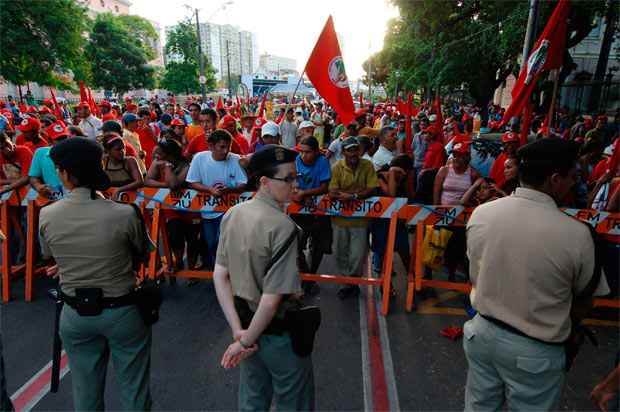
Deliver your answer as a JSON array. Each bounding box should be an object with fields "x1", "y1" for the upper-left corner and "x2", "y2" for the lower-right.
[
  {"x1": 39, "y1": 138, "x2": 152, "y2": 411},
  {"x1": 213, "y1": 145, "x2": 315, "y2": 411}
]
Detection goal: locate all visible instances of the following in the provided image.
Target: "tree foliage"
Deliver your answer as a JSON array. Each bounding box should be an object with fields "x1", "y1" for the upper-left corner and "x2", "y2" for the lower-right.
[
  {"x1": 375, "y1": 0, "x2": 607, "y2": 106},
  {"x1": 160, "y1": 19, "x2": 217, "y2": 94},
  {"x1": 85, "y1": 13, "x2": 157, "y2": 94},
  {"x1": 0, "y1": 0, "x2": 90, "y2": 88}
]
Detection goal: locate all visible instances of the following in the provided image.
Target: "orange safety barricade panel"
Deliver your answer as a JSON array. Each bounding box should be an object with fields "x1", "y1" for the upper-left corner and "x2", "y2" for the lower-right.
[{"x1": 397, "y1": 204, "x2": 620, "y2": 312}]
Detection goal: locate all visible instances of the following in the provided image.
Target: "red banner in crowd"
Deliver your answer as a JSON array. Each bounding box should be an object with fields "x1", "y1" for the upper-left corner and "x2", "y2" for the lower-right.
[
  {"x1": 500, "y1": 0, "x2": 570, "y2": 127},
  {"x1": 48, "y1": 88, "x2": 63, "y2": 119},
  {"x1": 304, "y1": 16, "x2": 355, "y2": 125}
]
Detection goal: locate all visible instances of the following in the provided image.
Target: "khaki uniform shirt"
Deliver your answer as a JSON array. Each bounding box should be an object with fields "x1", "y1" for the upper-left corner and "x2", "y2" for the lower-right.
[
  {"x1": 39, "y1": 188, "x2": 146, "y2": 297},
  {"x1": 215, "y1": 191, "x2": 301, "y2": 315},
  {"x1": 467, "y1": 187, "x2": 609, "y2": 342}
]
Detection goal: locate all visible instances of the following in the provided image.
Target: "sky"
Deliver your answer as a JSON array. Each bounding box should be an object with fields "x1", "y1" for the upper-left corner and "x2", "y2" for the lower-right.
[{"x1": 130, "y1": 0, "x2": 400, "y2": 80}]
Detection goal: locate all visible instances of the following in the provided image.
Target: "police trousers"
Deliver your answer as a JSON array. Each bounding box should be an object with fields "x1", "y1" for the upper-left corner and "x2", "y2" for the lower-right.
[
  {"x1": 59, "y1": 305, "x2": 152, "y2": 411},
  {"x1": 463, "y1": 314, "x2": 565, "y2": 412},
  {"x1": 239, "y1": 334, "x2": 315, "y2": 412}
]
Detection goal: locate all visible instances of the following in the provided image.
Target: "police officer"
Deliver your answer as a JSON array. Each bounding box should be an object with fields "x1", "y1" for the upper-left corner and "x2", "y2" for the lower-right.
[
  {"x1": 464, "y1": 138, "x2": 610, "y2": 411},
  {"x1": 39, "y1": 138, "x2": 152, "y2": 411},
  {"x1": 213, "y1": 145, "x2": 315, "y2": 411}
]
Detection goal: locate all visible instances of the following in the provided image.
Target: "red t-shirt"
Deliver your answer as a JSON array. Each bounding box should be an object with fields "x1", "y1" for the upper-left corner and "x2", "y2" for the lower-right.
[
  {"x1": 124, "y1": 141, "x2": 138, "y2": 158},
  {"x1": 136, "y1": 125, "x2": 158, "y2": 169},
  {"x1": 184, "y1": 134, "x2": 209, "y2": 158},
  {"x1": 233, "y1": 132, "x2": 249, "y2": 155},
  {"x1": 23, "y1": 138, "x2": 49, "y2": 153},
  {"x1": 423, "y1": 141, "x2": 447, "y2": 170},
  {"x1": 0, "y1": 145, "x2": 33, "y2": 180},
  {"x1": 489, "y1": 152, "x2": 509, "y2": 188}
]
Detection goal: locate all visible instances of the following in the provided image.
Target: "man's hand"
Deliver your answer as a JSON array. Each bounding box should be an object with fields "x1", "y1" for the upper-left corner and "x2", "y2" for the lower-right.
[
  {"x1": 110, "y1": 188, "x2": 123, "y2": 201},
  {"x1": 208, "y1": 186, "x2": 223, "y2": 197},
  {"x1": 591, "y1": 380, "x2": 617, "y2": 412},
  {"x1": 36, "y1": 185, "x2": 54, "y2": 198},
  {"x1": 46, "y1": 264, "x2": 59, "y2": 279},
  {"x1": 221, "y1": 340, "x2": 258, "y2": 369}
]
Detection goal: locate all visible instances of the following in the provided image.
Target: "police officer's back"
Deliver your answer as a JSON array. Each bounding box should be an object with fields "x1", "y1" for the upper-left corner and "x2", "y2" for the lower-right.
[{"x1": 39, "y1": 138, "x2": 152, "y2": 411}]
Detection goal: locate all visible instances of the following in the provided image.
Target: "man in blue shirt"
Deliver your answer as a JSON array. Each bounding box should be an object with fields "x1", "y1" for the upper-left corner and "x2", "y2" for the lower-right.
[
  {"x1": 292, "y1": 136, "x2": 332, "y2": 295},
  {"x1": 29, "y1": 122, "x2": 70, "y2": 198}
]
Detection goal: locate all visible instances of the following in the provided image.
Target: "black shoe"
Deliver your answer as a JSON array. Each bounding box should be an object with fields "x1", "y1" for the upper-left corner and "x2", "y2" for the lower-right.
[{"x1": 337, "y1": 285, "x2": 360, "y2": 300}]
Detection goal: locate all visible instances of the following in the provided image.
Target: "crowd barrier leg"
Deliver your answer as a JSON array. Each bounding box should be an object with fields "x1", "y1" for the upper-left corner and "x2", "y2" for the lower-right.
[
  {"x1": 405, "y1": 224, "x2": 421, "y2": 312},
  {"x1": 148, "y1": 205, "x2": 162, "y2": 280},
  {"x1": 380, "y1": 215, "x2": 398, "y2": 316},
  {"x1": 1, "y1": 201, "x2": 10, "y2": 302},
  {"x1": 25, "y1": 200, "x2": 36, "y2": 302},
  {"x1": 159, "y1": 218, "x2": 172, "y2": 277}
]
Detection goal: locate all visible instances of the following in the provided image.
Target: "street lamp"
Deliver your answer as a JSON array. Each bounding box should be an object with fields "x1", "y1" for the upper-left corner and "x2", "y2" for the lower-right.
[{"x1": 184, "y1": 1, "x2": 234, "y2": 102}]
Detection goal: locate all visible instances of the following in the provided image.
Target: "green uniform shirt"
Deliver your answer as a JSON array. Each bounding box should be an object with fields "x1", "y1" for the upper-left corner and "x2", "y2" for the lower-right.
[
  {"x1": 39, "y1": 187, "x2": 147, "y2": 297},
  {"x1": 216, "y1": 191, "x2": 302, "y2": 315}
]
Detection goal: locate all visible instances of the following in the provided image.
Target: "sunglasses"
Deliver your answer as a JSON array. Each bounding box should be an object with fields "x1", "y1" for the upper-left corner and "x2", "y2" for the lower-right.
[{"x1": 269, "y1": 173, "x2": 300, "y2": 183}]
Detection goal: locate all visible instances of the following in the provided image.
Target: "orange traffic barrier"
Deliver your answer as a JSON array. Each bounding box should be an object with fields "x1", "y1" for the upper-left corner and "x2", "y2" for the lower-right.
[{"x1": 398, "y1": 204, "x2": 620, "y2": 312}]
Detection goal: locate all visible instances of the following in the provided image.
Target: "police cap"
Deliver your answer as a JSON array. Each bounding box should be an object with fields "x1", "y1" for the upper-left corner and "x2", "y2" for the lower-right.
[
  {"x1": 247, "y1": 144, "x2": 298, "y2": 175},
  {"x1": 50, "y1": 137, "x2": 111, "y2": 191}
]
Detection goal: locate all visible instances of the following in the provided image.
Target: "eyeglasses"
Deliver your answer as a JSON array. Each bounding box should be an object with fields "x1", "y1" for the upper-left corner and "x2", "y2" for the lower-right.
[{"x1": 269, "y1": 173, "x2": 300, "y2": 183}]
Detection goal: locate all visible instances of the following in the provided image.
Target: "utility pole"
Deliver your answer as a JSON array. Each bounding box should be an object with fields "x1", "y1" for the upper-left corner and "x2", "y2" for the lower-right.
[
  {"x1": 521, "y1": 0, "x2": 540, "y2": 71},
  {"x1": 226, "y1": 39, "x2": 233, "y2": 98},
  {"x1": 194, "y1": 9, "x2": 207, "y2": 102}
]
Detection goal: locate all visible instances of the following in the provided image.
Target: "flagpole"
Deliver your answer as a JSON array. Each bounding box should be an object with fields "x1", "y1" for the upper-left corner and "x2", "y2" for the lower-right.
[
  {"x1": 547, "y1": 69, "x2": 561, "y2": 134},
  {"x1": 285, "y1": 72, "x2": 305, "y2": 114}
]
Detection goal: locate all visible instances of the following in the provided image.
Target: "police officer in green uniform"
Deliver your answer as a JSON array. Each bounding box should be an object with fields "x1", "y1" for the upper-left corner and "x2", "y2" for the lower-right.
[
  {"x1": 39, "y1": 138, "x2": 152, "y2": 411},
  {"x1": 214, "y1": 144, "x2": 315, "y2": 411}
]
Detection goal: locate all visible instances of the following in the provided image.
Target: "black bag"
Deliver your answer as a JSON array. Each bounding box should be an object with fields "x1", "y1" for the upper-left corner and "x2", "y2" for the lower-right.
[
  {"x1": 134, "y1": 279, "x2": 162, "y2": 326},
  {"x1": 74, "y1": 288, "x2": 104, "y2": 316},
  {"x1": 285, "y1": 306, "x2": 321, "y2": 357}
]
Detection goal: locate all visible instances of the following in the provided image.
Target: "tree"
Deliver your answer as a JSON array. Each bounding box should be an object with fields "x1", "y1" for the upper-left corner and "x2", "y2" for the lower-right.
[
  {"x1": 0, "y1": 0, "x2": 90, "y2": 88},
  {"x1": 85, "y1": 13, "x2": 157, "y2": 94},
  {"x1": 160, "y1": 19, "x2": 217, "y2": 94},
  {"x1": 376, "y1": 0, "x2": 606, "y2": 107}
]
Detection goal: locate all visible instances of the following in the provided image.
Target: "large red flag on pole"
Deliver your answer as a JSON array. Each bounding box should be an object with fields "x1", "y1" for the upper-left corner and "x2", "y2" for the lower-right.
[
  {"x1": 500, "y1": 0, "x2": 570, "y2": 127},
  {"x1": 304, "y1": 16, "x2": 355, "y2": 125}
]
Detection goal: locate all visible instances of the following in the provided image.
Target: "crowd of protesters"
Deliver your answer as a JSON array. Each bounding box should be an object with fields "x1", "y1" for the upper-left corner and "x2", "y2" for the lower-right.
[
  {"x1": 0, "y1": 94, "x2": 619, "y2": 298},
  {"x1": 0, "y1": 91, "x2": 619, "y2": 411}
]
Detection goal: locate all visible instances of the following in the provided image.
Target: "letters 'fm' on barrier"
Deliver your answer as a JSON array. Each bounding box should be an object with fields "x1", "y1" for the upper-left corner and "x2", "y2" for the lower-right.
[
  {"x1": 398, "y1": 205, "x2": 620, "y2": 312},
  {"x1": 5, "y1": 188, "x2": 404, "y2": 315},
  {"x1": 3, "y1": 188, "x2": 619, "y2": 314}
]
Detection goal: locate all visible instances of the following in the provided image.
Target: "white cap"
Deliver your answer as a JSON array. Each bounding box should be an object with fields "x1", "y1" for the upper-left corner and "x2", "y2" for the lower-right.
[
  {"x1": 261, "y1": 121, "x2": 280, "y2": 137},
  {"x1": 428, "y1": 114, "x2": 437, "y2": 122},
  {"x1": 299, "y1": 120, "x2": 314, "y2": 129},
  {"x1": 295, "y1": 108, "x2": 303, "y2": 114}
]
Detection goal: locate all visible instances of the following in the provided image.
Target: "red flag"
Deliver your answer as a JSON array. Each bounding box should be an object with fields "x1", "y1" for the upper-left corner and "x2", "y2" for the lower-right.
[
  {"x1": 607, "y1": 137, "x2": 620, "y2": 174},
  {"x1": 87, "y1": 88, "x2": 98, "y2": 117},
  {"x1": 79, "y1": 80, "x2": 88, "y2": 103},
  {"x1": 257, "y1": 93, "x2": 267, "y2": 117},
  {"x1": 405, "y1": 93, "x2": 413, "y2": 155},
  {"x1": 304, "y1": 16, "x2": 355, "y2": 125},
  {"x1": 48, "y1": 87, "x2": 63, "y2": 119},
  {"x1": 216, "y1": 96, "x2": 224, "y2": 111},
  {"x1": 501, "y1": 0, "x2": 570, "y2": 126},
  {"x1": 520, "y1": 102, "x2": 533, "y2": 146},
  {"x1": 359, "y1": 94, "x2": 364, "y2": 109}
]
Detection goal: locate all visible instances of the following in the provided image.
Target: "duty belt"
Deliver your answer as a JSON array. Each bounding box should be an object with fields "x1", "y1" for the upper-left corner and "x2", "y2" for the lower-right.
[{"x1": 60, "y1": 291, "x2": 137, "y2": 310}]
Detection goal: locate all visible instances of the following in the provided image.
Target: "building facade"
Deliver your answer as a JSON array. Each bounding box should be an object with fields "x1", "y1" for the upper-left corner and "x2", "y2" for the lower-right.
[
  {"x1": 258, "y1": 54, "x2": 298, "y2": 77},
  {"x1": 81, "y1": 0, "x2": 131, "y2": 18}
]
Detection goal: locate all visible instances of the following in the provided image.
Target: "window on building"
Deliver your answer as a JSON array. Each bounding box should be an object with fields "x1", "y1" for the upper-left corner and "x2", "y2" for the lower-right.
[
  {"x1": 115, "y1": 5, "x2": 119, "y2": 12},
  {"x1": 100, "y1": 0, "x2": 105, "y2": 7}
]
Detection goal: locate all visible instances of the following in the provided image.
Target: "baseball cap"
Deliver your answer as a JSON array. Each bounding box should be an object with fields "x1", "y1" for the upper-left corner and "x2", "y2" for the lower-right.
[
  {"x1": 170, "y1": 118, "x2": 185, "y2": 127},
  {"x1": 299, "y1": 120, "x2": 314, "y2": 129},
  {"x1": 501, "y1": 131, "x2": 519, "y2": 143},
  {"x1": 261, "y1": 121, "x2": 280, "y2": 137},
  {"x1": 122, "y1": 113, "x2": 138, "y2": 124},
  {"x1": 45, "y1": 120, "x2": 70, "y2": 141},
  {"x1": 342, "y1": 136, "x2": 360, "y2": 150},
  {"x1": 16, "y1": 117, "x2": 41, "y2": 132},
  {"x1": 452, "y1": 141, "x2": 471, "y2": 155},
  {"x1": 99, "y1": 100, "x2": 112, "y2": 109},
  {"x1": 219, "y1": 114, "x2": 237, "y2": 129}
]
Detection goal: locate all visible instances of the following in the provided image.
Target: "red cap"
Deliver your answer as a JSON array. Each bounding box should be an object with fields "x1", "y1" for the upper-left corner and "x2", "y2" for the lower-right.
[
  {"x1": 76, "y1": 101, "x2": 90, "y2": 109},
  {"x1": 45, "y1": 120, "x2": 69, "y2": 140},
  {"x1": 16, "y1": 117, "x2": 41, "y2": 132},
  {"x1": 1, "y1": 109, "x2": 13, "y2": 120},
  {"x1": 102, "y1": 112, "x2": 116, "y2": 121},
  {"x1": 99, "y1": 100, "x2": 112, "y2": 109},
  {"x1": 219, "y1": 114, "x2": 237, "y2": 129},
  {"x1": 126, "y1": 103, "x2": 138, "y2": 111},
  {"x1": 501, "y1": 131, "x2": 519, "y2": 143},
  {"x1": 452, "y1": 141, "x2": 471, "y2": 155},
  {"x1": 253, "y1": 117, "x2": 267, "y2": 128},
  {"x1": 0, "y1": 101, "x2": 5, "y2": 109},
  {"x1": 170, "y1": 118, "x2": 185, "y2": 127},
  {"x1": 39, "y1": 106, "x2": 53, "y2": 114}
]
